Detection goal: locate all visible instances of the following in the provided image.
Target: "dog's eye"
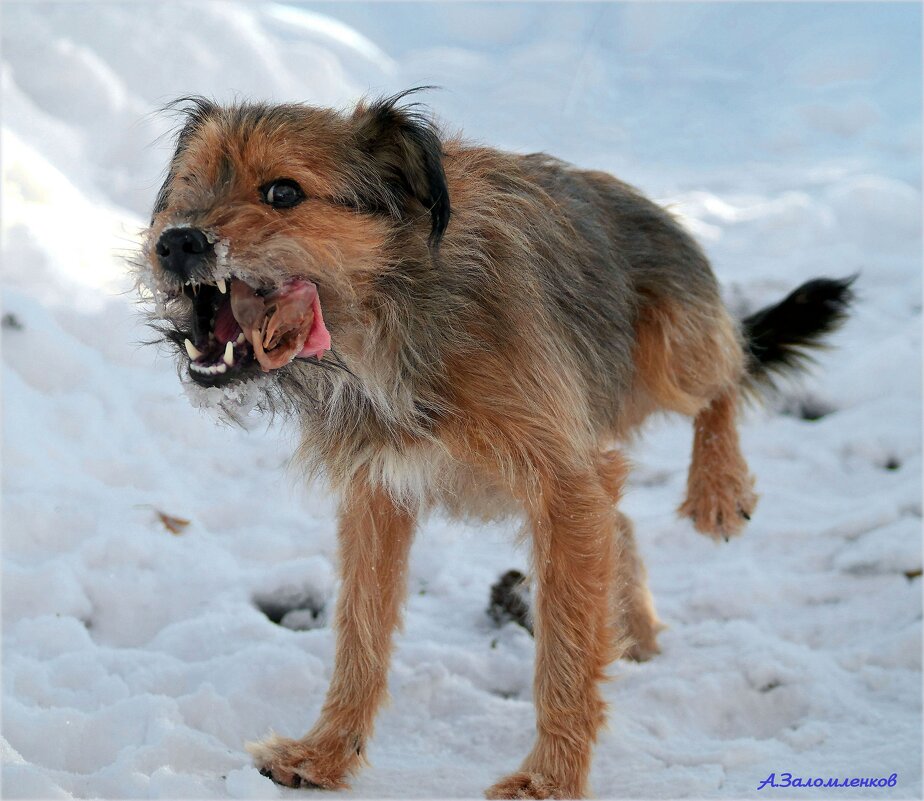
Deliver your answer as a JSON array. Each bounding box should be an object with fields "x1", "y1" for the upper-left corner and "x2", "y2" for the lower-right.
[{"x1": 261, "y1": 179, "x2": 305, "y2": 209}]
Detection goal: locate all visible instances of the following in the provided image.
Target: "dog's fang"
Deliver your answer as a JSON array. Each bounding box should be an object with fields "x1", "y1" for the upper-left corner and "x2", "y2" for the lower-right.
[
  {"x1": 235, "y1": 333, "x2": 245, "y2": 345},
  {"x1": 217, "y1": 277, "x2": 227, "y2": 294},
  {"x1": 185, "y1": 338, "x2": 203, "y2": 360},
  {"x1": 223, "y1": 341, "x2": 234, "y2": 366}
]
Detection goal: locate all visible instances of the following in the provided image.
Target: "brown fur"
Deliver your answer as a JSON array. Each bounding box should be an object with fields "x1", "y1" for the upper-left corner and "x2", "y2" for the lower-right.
[
  {"x1": 678, "y1": 389, "x2": 758, "y2": 539},
  {"x1": 142, "y1": 94, "x2": 771, "y2": 799}
]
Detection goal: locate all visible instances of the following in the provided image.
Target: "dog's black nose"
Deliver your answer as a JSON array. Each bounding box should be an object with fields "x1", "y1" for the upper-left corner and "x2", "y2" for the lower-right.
[{"x1": 155, "y1": 227, "x2": 213, "y2": 279}]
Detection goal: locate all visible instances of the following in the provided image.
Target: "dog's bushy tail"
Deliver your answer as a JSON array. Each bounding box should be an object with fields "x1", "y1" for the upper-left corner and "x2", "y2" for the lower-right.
[{"x1": 741, "y1": 275, "x2": 856, "y2": 396}]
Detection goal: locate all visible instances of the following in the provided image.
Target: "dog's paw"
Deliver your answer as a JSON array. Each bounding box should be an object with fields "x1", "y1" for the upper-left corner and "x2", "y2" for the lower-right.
[
  {"x1": 624, "y1": 630, "x2": 662, "y2": 663},
  {"x1": 678, "y1": 482, "x2": 757, "y2": 541},
  {"x1": 621, "y1": 593, "x2": 665, "y2": 663},
  {"x1": 485, "y1": 771, "x2": 568, "y2": 800},
  {"x1": 246, "y1": 733, "x2": 354, "y2": 790}
]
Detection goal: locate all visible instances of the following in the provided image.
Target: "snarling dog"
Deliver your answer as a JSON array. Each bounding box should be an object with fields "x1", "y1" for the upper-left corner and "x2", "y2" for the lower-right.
[{"x1": 140, "y1": 92, "x2": 853, "y2": 799}]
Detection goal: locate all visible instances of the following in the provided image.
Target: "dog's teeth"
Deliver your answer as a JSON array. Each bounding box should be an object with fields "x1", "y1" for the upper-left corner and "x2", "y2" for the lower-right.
[
  {"x1": 185, "y1": 338, "x2": 203, "y2": 360},
  {"x1": 216, "y1": 363, "x2": 227, "y2": 374},
  {"x1": 235, "y1": 333, "x2": 245, "y2": 345},
  {"x1": 223, "y1": 341, "x2": 234, "y2": 366},
  {"x1": 217, "y1": 278, "x2": 227, "y2": 294}
]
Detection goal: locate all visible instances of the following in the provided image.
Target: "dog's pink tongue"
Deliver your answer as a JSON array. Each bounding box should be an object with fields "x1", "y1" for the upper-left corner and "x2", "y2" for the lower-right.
[
  {"x1": 214, "y1": 299, "x2": 241, "y2": 344},
  {"x1": 230, "y1": 278, "x2": 331, "y2": 372},
  {"x1": 298, "y1": 292, "x2": 331, "y2": 360}
]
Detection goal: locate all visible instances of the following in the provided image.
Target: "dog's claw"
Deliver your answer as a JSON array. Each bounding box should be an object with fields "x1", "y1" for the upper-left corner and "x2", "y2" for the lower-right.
[
  {"x1": 248, "y1": 733, "x2": 355, "y2": 790},
  {"x1": 260, "y1": 768, "x2": 302, "y2": 789}
]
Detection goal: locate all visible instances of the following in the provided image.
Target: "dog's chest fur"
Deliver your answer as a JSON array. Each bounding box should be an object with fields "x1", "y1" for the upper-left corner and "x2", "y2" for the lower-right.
[{"x1": 289, "y1": 361, "x2": 520, "y2": 519}]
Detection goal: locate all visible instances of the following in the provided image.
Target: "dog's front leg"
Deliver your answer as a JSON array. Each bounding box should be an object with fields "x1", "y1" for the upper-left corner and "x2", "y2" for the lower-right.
[
  {"x1": 249, "y1": 475, "x2": 416, "y2": 789},
  {"x1": 486, "y1": 467, "x2": 621, "y2": 800}
]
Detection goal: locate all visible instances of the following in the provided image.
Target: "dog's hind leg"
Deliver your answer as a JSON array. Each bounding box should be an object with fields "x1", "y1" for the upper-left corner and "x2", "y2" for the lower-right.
[
  {"x1": 613, "y1": 510, "x2": 663, "y2": 661},
  {"x1": 677, "y1": 387, "x2": 757, "y2": 540},
  {"x1": 248, "y1": 474, "x2": 415, "y2": 790},
  {"x1": 676, "y1": 276, "x2": 857, "y2": 539},
  {"x1": 596, "y1": 450, "x2": 662, "y2": 662},
  {"x1": 632, "y1": 296, "x2": 756, "y2": 541}
]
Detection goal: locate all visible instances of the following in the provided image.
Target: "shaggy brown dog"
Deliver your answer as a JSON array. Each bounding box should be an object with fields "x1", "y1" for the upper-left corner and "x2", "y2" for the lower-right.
[{"x1": 140, "y1": 92, "x2": 853, "y2": 799}]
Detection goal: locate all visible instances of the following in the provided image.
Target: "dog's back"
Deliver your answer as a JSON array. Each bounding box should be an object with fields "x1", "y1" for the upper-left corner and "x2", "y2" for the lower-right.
[{"x1": 434, "y1": 140, "x2": 852, "y2": 537}]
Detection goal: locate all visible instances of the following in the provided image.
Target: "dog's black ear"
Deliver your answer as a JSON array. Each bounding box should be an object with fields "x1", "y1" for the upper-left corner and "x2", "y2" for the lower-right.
[{"x1": 351, "y1": 91, "x2": 451, "y2": 248}]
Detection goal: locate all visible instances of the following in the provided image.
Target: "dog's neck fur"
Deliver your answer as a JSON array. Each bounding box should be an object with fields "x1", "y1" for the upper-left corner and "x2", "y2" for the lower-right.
[{"x1": 280, "y1": 247, "x2": 456, "y2": 504}]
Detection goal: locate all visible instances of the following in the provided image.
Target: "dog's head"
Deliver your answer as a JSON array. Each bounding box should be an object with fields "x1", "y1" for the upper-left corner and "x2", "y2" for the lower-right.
[{"x1": 140, "y1": 93, "x2": 450, "y2": 392}]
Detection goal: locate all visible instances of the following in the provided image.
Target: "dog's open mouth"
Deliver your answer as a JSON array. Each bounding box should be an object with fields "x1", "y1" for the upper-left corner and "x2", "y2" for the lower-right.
[{"x1": 181, "y1": 277, "x2": 331, "y2": 386}]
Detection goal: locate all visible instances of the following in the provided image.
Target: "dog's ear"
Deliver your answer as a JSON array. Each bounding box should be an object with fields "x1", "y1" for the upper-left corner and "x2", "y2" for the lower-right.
[
  {"x1": 350, "y1": 92, "x2": 451, "y2": 248},
  {"x1": 152, "y1": 97, "x2": 218, "y2": 221}
]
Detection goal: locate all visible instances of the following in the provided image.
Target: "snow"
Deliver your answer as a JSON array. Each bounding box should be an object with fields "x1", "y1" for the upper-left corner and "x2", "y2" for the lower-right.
[{"x1": 2, "y1": 2, "x2": 921, "y2": 798}]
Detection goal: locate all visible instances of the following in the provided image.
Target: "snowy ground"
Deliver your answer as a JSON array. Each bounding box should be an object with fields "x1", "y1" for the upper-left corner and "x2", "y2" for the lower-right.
[{"x1": 2, "y1": 3, "x2": 921, "y2": 799}]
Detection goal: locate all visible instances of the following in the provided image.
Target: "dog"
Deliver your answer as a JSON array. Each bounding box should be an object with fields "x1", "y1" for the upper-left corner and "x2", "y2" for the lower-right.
[{"x1": 139, "y1": 91, "x2": 853, "y2": 799}]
